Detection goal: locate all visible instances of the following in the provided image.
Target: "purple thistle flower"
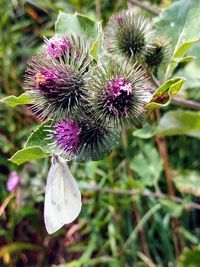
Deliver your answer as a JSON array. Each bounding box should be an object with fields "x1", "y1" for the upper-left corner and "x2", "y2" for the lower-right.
[
  {"x1": 88, "y1": 59, "x2": 152, "y2": 127},
  {"x1": 104, "y1": 78, "x2": 133, "y2": 116},
  {"x1": 107, "y1": 77, "x2": 132, "y2": 97},
  {"x1": 7, "y1": 171, "x2": 20, "y2": 192},
  {"x1": 44, "y1": 36, "x2": 71, "y2": 58},
  {"x1": 54, "y1": 120, "x2": 80, "y2": 154},
  {"x1": 105, "y1": 10, "x2": 154, "y2": 63},
  {"x1": 24, "y1": 35, "x2": 92, "y2": 120}
]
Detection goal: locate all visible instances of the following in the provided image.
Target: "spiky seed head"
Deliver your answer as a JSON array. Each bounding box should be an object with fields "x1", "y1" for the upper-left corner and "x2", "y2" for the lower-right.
[
  {"x1": 24, "y1": 35, "x2": 92, "y2": 120},
  {"x1": 104, "y1": 10, "x2": 154, "y2": 63},
  {"x1": 49, "y1": 118, "x2": 118, "y2": 161},
  {"x1": 145, "y1": 37, "x2": 171, "y2": 71},
  {"x1": 87, "y1": 58, "x2": 152, "y2": 127},
  {"x1": 76, "y1": 119, "x2": 118, "y2": 161},
  {"x1": 44, "y1": 35, "x2": 71, "y2": 58}
]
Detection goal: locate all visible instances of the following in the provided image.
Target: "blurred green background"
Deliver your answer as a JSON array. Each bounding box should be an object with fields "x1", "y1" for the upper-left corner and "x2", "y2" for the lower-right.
[{"x1": 0, "y1": 0, "x2": 200, "y2": 266}]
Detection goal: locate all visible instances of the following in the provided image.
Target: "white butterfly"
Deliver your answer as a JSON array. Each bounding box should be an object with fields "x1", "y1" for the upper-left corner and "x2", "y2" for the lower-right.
[{"x1": 44, "y1": 155, "x2": 82, "y2": 234}]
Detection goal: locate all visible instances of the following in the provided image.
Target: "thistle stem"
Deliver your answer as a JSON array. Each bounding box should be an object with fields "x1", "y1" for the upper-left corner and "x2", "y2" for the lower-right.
[
  {"x1": 172, "y1": 97, "x2": 200, "y2": 110},
  {"x1": 129, "y1": 0, "x2": 160, "y2": 16},
  {"x1": 151, "y1": 108, "x2": 184, "y2": 258},
  {"x1": 79, "y1": 185, "x2": 200, "y2": 211},
  {"x1": 150, "y1": 73, "x2": 185, "y2": 257}
]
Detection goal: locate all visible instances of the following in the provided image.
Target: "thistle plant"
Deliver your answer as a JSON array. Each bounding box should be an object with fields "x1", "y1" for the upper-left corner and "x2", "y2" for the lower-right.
[{"x1": 4, "y1": 9, "x2": 179, "y2": 235}]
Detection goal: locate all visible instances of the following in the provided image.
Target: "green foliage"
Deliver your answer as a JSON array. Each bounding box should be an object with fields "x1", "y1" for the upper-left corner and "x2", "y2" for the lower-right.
[
  {"x1": 178, "y1": 246, "x2": 200, "y2": 267},
  {"x1": 26, "y1": 122, "x2": 53, "y2": 153},
  {"x1": 0, "y1": 93, "x2": 32, "y2": 107},
  {"x1": 9, "y1": 146, "x2": 50, "y2": 165},
  {"x1": 154, "y1": 0, "x2": 200, "y2": 76},
  {"x1": 130, "y1": 143, "x2": 163, "y2": 186},
  {"x1": 55, "y1": 12, "x2": 99, "y2": 38},
  {"x1": 55, "y1": 12, "x2": 102, "y2": 60},
  {"x1": 174, "y1": 170, "x2": 200, "y2": 197},
  {"x1": 155, "y1": 110, "x2": 200, "y2": 137},
  {"x1": 155, "y1": 0, "x2": 200, "y2": 54}
]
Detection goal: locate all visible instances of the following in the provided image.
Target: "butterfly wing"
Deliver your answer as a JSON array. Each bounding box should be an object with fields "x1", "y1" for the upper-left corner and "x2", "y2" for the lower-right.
[{"x1": 44, "y1": 157, "x2": 82, "y2": 234}]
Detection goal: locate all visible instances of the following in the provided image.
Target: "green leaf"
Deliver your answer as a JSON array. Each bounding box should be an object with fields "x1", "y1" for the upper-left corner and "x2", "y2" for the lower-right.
[
  {"x1": 155, "y1": 110, "x2": 200, "y2": 137},
  {"x1": 174, "y1": 41, "x2": 199, "y2": 58},
  {"x1": 55, "y1": 12, "x2": 99, "y2": 39},
  {"x1": 169, "y1": 43, "x2": 198, "y2": 74},
  {"x1": 176, "y1": 42, "x2": 200, "y2": 95},
  {"x1": 133, "y1": 123, "x2": 154, "y2": 139},
  {"x1": 26, "y1": 121, "x2": 53, "y2": 153},
  {"x1": 146, "y1": 78, "x2": 185, "y2": 109},
  {"x1": 154, "y1": 0, "x2": 200, "y2": 55},
  {"x1": 9, "y1": 146, "x2": 50, "y2": 165},
  {"x1": 10, "y1": 122, "x2": 53, "y2": 165},
  {"x1": 89, "y1": 22, "x2": 102, "y2": 60},
  {"x1": 172, "y1": 56, "x2": 196, "y2": 64},
  {"x1": 179, "y1": 227, "x2": 199, "y2": 245},
  {"x1": 130, "y1": 143, "x2": 163, "y2": 186},
  {"x1": 0, "y1": 93, "x2": 32, "y2": 107},
  {"x1": 178, "y1": 246, "x2": 200, "y2": 267},
  {"x1": 154, "y1": 0, "x2": 200, "y2": 75},
  {"x1": 174, "y1": 170, "x2": 200, "y2": 197}
]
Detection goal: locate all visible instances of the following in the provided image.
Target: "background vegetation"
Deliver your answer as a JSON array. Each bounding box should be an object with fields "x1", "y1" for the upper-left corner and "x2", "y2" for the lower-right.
[{"x1": 0, "y1": 0, "x2": 200, "y2": 266}]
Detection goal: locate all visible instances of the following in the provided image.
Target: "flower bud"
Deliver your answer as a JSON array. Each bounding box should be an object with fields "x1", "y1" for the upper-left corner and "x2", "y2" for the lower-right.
[
  {"x1": 105, "y1": 10, "x2": 154, "y2": 63},
  {"x1": 7, "y1": 171, "x2": 20, "y2": 192},
  {"x1": 145, "y1": 37, "x2": 171, "y2": 71}
]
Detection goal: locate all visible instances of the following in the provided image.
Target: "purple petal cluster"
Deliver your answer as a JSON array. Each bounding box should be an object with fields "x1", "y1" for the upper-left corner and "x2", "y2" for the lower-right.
[
  {"x1": 45, "y1": 36, "x2": 71, "y2": 58},
  {"x1": 54, "y1": 120, "x2": 80, "y2": 154},
  {"x1": 103, "y1": 77, "x2": 133, "y2": 116}
]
